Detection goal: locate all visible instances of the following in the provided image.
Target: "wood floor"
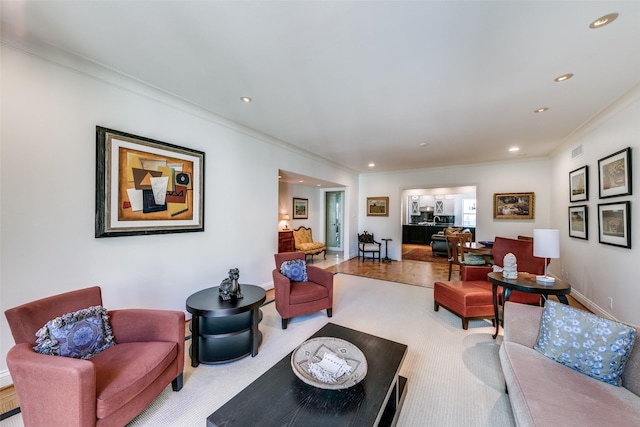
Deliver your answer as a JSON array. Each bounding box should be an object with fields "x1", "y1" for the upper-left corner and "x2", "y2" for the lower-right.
[{"x1": 0, "y1": 252, "x2": 587, "y2": 419}]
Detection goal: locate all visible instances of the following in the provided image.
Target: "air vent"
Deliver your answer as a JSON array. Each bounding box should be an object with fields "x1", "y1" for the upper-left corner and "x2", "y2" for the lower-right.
[{"x1": 571, "y1": 145, "x2": 583, "y2": 159}]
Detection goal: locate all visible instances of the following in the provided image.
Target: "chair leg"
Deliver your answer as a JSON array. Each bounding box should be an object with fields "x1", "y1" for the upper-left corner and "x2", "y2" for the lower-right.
[
  {"x1": 327, "y1": 308, "x2": 333, "y2": 317},
  {"x1": 172, "y1": 373, "x2": 183, "y2": 391},
  {"x1": 434, "y1": 301, "x2": 440, "y2": 311},
  {"x1": 282, "y1": 318, "x2": 288, "y2": 329},
  {"x1": 448, "y1": 264, "x2": 452, "y2": 280},
  {"x1": 462, "y1": 318, "x2": 469, "y2": 330}
]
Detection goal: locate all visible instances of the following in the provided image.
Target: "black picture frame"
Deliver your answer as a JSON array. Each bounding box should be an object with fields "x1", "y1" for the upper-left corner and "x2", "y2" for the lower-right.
[
  {"x1": 569, "y1": 165, "x2": 588, "y2": 202},
  {"x1": 598, "y1": 147, "x2": 632, "y2": 199},
  {"x1": 568, "y1": 205, "x2": 588, "y2": 240},
  {"x1": 96, "y1": 126, "x2": 205, "y2": 237},
  {"x1": 597, "y1": 201, "x2": 631, "y2": 248}
]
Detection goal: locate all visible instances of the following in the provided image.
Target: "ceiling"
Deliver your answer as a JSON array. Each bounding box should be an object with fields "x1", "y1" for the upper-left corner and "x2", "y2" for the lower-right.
[{"x1": 3, "y1": 1, "x2": 640, "y2": 174}]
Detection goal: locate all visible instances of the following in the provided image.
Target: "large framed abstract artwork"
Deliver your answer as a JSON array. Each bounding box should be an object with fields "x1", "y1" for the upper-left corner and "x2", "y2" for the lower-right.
[{"x1": 95, "y1": 126, "x2": 205, "y2": 238}]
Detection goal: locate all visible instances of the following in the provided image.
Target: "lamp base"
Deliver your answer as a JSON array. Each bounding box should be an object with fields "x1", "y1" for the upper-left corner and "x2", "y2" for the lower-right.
[{"x1": 536, "y1": 275, "x2": 555, "y2": 284}]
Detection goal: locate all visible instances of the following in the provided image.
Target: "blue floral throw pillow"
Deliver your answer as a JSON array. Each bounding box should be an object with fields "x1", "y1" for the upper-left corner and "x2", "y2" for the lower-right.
[
  {"x1": 34, "y1": 305, "x2": 115, "y2": 359},
  {"x1": 534, "y1": 300, "x2": 636, "y2": 386},
  {"x1": 280, "y1": 259, "x2": 308, "y2": 282}
]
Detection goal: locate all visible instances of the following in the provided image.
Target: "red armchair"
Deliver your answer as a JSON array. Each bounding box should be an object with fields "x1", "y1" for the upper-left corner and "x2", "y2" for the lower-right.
[
  {"x1": 272, "y1": 252, "x2": 334, "y2": 329},
  {"x1": 4, "y1": 286, "x2": 184, "y2": 427},
  {"x1": 462, "y1": 236, "x2": 546, "y2": 304}
]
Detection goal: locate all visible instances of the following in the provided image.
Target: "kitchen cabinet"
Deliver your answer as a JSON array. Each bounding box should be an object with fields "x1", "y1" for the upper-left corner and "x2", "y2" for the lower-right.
[{"x1": 403, "y1": 225, "x2": 476, "y2": 245}]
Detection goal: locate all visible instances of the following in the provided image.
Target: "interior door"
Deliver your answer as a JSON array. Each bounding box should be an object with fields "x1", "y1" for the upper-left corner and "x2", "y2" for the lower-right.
[{"x1": 325, "y1": 191, "x2": 343, "y2": 251}]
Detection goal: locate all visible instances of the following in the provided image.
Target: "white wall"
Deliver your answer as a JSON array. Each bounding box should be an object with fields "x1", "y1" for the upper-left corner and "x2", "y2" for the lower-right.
[
  {"x1": 0, "y1": 43, "x2": 359, "y2": 383},
  {"x1": 359, "y1": 158, "x2": 552, "y2": 261},
  {"x1": 549, "y1": 85, "x2": 640, "y2": 324}
]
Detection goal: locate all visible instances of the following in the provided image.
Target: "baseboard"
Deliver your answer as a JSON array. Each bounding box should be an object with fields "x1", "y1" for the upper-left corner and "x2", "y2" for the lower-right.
[
  {"x1": 570, "y1": 290, "x2": 614, "y2": 320},
  {"x1": 0, "y1": 370, "x2": 12, "y2": 388}
]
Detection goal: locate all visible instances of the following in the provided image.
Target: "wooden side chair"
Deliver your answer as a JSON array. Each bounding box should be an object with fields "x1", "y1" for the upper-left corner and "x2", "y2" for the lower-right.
[
  {"x1": 358, "y1": 231, "x2": 381, "y2": 262},
  {"x1": 446, "y1": 233, "x2": 487, "y2": 280}
]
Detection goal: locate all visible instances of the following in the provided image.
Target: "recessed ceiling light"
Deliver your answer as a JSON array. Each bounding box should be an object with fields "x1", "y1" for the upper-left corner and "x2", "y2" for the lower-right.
[
  {"x1": 240, "y1": 96, "x2": 252, "y2": 103},
  {"x1": 534, "y1": 107, "x2": 549, "y2": 113},
  {"x1": 554, "y1": 73, "x2": 574, "y2": 82},
  {"x1": 317, "y1": 184, "x2": 322, "y2": 187},
  {"x1": 509, "y1": 147, "x2": 520, "y2": 152},
  {"x1": 590, "y1": 13, "x2": 618, "y2": 29},
  {"x1": 419, "y1": 142, "x2": 429, "y2": 147},
  {"x1": 368, "y1": 163, "x2": 375, "y2": 168},
  {"x1": 298, "y1": 180, "x2": 304, "y2": 183}
]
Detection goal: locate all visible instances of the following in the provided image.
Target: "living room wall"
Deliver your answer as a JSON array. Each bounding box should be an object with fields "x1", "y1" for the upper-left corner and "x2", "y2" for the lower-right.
[
  {"x1": 548, "y1": 85, "x2": 640, "y2": 325},
  {"x1": 0, "y1": 43, "x2": 359, "y2": 384}
]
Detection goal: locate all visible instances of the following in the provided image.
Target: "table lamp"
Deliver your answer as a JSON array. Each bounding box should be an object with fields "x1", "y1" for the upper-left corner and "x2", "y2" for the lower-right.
[
  {"x1": 280, "y1": 214, "x2": 290, "y2": 230},
  {"x1": 533, "y1": 229, "x2": 559, "y2": 283}
]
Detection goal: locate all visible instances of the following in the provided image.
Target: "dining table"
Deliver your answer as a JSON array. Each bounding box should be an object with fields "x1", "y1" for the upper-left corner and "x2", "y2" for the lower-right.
[{"x1": 464, "y1": 242, "x2": 493, "y2": 263}]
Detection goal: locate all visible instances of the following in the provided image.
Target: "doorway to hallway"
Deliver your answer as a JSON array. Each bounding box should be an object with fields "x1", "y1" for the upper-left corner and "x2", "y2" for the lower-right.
[{"x1": 325, "y1": 191, "x2": 343, "y2": 252}]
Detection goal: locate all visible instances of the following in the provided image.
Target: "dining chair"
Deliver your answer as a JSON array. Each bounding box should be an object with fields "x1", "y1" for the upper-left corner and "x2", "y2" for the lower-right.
[{"x1": 446, "y1": 234, "x2": 487, "y2": 280}]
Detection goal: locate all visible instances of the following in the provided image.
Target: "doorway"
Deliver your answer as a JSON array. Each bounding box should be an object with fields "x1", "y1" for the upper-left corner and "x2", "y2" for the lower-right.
[{"x1": 325, "y1": 191, "x2": 344, "y2": 251}]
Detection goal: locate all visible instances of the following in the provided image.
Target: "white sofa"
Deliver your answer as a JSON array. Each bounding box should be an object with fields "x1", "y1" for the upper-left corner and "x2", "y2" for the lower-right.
[{"x1": 499, "y1": 302, "x2": 640, "y2": 426}]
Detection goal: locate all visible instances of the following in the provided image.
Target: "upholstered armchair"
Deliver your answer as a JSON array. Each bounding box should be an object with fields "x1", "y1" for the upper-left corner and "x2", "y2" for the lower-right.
[
  {"x1": 292, "y1": 226, "x2": 326, "y2": 261},
  {"x1": 4, "y1": 286, "x2": 185, "y2": 427},
  {"x1": 358, "y1": 231, "x2": 381, "y2": 261},
  {"x1": 462, "y1": 236, "x2": 545, "y2": 304},
  {"x1": 272, "y1": 252, "x2": 334, "y2": 329}
]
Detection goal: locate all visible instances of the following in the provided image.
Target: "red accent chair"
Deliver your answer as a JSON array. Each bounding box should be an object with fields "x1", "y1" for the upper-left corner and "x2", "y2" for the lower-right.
[
  {"x1": 273, "y1": 252, "x2": 334, "y2": 329},
  {"x1": 462, "y1": 236, "x2": 545, "y2": 305},
  {"x1": 4, "y1": 286, "x2": 185, "y2": 427},
  {"x1": 433, "y1": 236, "x2": 545, "y2": 329}
]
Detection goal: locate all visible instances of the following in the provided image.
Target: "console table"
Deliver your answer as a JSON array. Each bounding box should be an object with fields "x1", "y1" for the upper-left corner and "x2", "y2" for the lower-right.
[{"x1": 186, "y1": 285, "x2": 266, "y2": 366}]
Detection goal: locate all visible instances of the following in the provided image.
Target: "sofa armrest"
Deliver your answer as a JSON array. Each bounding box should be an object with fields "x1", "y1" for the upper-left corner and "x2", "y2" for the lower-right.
[
  {"x1": 109, "y1": 309, "x2": 185, "y2": 344},
  {"x1": 307, "y1": 266, "x2": 334, "y2": 290},
  {"x1": 461, "y1": 266, "x2": 492, "y2": 281},
  {"x1": 273, "y1": 269, "x2": 292, "y2": 304},
  {"x1": 503, "y1": 301, "x2": 543, "y2": 347},
  {"x1": 7, "y1": 343, "x2": 97, "y2": 426}
]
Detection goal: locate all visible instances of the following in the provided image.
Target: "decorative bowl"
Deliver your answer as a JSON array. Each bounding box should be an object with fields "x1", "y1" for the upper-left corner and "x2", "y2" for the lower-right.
[
  {"x1": 291, "y1": 337, "x2": 367, "y2": 390},
  {"x1": 479, "y1": 241, "x2": 494, "y2": 247}
]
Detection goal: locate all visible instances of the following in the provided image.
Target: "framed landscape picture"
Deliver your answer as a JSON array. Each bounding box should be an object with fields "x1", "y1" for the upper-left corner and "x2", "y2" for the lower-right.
[
  {"x1": 367, "y1": 197, "x2": 389, "y2": 216},
  {"x1": 569, "y1": 165, "x2": 588, "y2": 202},
  {"x1": 95, "y1": 126, "x2": 205, "y2": 238},
  {"x1": 598, "y1": 147, "x2": 631, "y2": 199},
  {"x1": 597, "y1": 201, "x2": 631, "y2": 248},
  {"x1": 493, "y1": 192, "x2": 534, "y2": 220},
  {"x1": 568, "y1": 205, "x2": 588, "y2": 240},
  {"x1": 293, "y1": 198, "x2": 308, "y2": 219}
]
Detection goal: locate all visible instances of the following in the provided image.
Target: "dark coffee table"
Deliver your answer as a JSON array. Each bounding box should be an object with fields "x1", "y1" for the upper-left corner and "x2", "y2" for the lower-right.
[{"x1": 207, "y1": 323, "x2": 408, "y2": 427}]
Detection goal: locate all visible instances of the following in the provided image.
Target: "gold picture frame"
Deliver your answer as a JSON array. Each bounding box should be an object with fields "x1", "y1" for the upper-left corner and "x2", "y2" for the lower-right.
[
  {"x1": 366, "y1": 197, "x2": 389, "y2": 217},
  {"x1": 493, "y1": 192, "x2": 534, "y2": 220}
]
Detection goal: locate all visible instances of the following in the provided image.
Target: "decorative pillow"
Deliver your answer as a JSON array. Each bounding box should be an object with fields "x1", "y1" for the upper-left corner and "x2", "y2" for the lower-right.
[
  {"x1": 34, "y1": 305, "x2": 115, "y2": 359},
  {"x1": 280, "y1": 259, "x2": 308, "y2": 282},
  {"x1": 534, "y1": 300, "x2": 636, "y2": 386}
]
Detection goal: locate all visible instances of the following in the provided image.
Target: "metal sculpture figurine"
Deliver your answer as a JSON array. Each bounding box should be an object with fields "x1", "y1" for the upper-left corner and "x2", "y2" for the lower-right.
[{"x1": 219, "y1": 267, "x2": 243, "y2": 301}]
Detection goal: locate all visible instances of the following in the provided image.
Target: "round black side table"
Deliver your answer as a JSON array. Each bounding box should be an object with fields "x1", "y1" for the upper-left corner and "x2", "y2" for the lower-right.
[{"x1": 186, "y1": 284, "x2": 266, "y2": 366}]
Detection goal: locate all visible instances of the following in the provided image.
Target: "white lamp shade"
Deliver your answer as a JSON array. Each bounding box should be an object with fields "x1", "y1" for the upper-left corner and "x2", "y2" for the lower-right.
[{"x1": 533, "y1": 229, "x2": 560, "y2": 259}]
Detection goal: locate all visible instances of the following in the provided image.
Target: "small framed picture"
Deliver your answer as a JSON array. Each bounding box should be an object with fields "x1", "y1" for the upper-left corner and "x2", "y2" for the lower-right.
[
  {"x1": 598, "y1": 201, "x2": 631, "y2": 248},
  {"x1": 366, "y1": 197, "x2": 389, "y2": 216},
  {"x1": 292, "y1": 198, "x2": 308, "y2": 219},
  {"x1": 493, "y1": 192, "x2": 534, "y2": 220},
  {"x1": 569, "y1": 165, "x2": 588, "y2": 202},
  {"x1": 568, "y1": 205, "x2": 588, "y2": 240},
  {"x1": 598, "y1": 147, "x2": 632, "y2": 199}
]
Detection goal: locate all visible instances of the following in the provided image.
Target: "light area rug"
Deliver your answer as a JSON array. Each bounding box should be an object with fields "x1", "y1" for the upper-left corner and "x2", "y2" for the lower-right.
[{"x1": 0, "y1": 275, "x2": 515, "y2": 427}]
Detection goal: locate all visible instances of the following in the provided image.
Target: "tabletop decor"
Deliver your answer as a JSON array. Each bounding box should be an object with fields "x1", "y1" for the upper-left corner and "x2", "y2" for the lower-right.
[
  {"x1": 493, "y1": 192, "x2": 534, "y2": 220},
  {"x1": 502, "y1": 253, "x2": 517, "y2": 279},
  {"x1": 569, "y1": 165, "x2": 589, "y2": 202},
  {"x1": 598, "y1": 201, "x2": 631, "y2": 248},
  {"x1": 95, "y1": 126, "x2": 205, "y2": 237},
  {"x1": 598, "y1": 147, "x2": 631, "y2": 199},
  {"x1": 291, "y1": 337, "x2": 367, "y2": 390},
  {"x1": 219, "y1": 268, "x2": 243, "y2": 300},
  {"x1": 366, "y1": 196, "x2": 389, "y2": 216}
]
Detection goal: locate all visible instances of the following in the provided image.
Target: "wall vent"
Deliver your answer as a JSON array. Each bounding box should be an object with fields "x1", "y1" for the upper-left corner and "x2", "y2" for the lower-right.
[{"x1": 571, "y1": 145, "x2": 583, "y2": 159}]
